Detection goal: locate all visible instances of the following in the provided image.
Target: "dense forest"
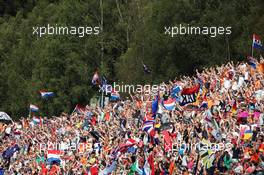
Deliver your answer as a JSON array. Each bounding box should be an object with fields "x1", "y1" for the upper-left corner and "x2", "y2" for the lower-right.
[{"x1": 0, "y1": 0, "x2": 263, "y2": 118}]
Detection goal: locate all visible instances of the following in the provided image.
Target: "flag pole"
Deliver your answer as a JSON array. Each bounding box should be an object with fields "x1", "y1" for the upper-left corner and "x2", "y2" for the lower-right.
[
  {"x1": 252, "y1": 34, "x2": 254, "y2": 58},
  {"x1": 101, "y1": 89, "x2": 104, "y2": 108},
  {"x1": 252, "y1": 43, "x2": 254, "y2": 58},
  {"x1": 28, "y1": 105, "x2": 31, "y2": 119},
  {"x1": 226, "y1": 36, "x2": 230, "y2": 61}
]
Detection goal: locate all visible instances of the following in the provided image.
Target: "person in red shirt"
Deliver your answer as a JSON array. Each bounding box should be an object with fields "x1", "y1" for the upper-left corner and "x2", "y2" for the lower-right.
[
  {"x1": 40, "y1": 163, "x2": 48, "y2": 175},
  {"x1": 105, "y1": 111, "x2": 110, "y2": 121},
  {"x1": 49, "y1": 164, "x2": 59, "y2": 175}
]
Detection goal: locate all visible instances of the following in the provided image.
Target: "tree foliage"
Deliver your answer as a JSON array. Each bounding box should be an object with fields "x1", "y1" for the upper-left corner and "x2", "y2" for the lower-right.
[{"x1": 0, "y1": 0, "x2": 263, "y2": 118}]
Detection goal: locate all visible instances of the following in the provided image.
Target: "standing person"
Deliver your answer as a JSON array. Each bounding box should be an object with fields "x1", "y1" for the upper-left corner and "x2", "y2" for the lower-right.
[{"x1": 232, "y1": 144, "x2": 241, "y2": 162}]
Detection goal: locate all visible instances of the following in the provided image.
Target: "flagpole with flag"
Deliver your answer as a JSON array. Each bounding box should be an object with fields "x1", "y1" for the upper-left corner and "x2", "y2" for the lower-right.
[
  {"x1": 29, "y1": 104, "x2": 39, "y2": 118},
  {"x1": 252, "y1": 34, "x2": 264, "y2": 57},
  {"x1": 252, "y1": 34, "x2": 254, "y2": 58}
]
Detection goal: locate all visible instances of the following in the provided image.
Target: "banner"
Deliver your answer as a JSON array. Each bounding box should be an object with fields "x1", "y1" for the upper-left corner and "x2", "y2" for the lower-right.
[{"x1": 179, "y1": 84, "x2": 200, "y2": 106}]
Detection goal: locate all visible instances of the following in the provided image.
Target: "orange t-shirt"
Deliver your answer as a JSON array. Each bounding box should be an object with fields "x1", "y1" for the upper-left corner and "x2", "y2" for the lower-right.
[
  {"x1": 259, "y1": 143, "x2": 264, "y2": 152},
  {"x1": 80, "y1": 156, "x2": 87, "y2": 166},
  {"x1": 78, "y1": 143, "x2": 85, "y2": 153},
  {"x1": 136, "y1": 100, "x2": 142, "y2": 108},
  {"x1": 255, "y1": 80, "x2": 261, "y2": 89},
  {"x1": 250, "y1": 153, "x2": 259, "y2": 163},
  {"x1": 258, "y1": 63, "x2": 264, "y2": 74},
  {"x1": 105, "y1": 112, "x2": 110, "y2": 121}
]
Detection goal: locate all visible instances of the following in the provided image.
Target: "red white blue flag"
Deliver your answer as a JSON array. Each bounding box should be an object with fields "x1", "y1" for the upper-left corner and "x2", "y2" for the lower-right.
[
  {"x1": 30, "y1": 104, "x2": 39, "y2": 112},
  {"x1": 253, "y1": 34, "x2": 263, "y2": 50}
]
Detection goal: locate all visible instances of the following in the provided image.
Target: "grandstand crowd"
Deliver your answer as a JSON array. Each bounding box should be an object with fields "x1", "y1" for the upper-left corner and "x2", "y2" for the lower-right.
[{"x1": 0, "y1": 58, "x2": 264, "y2": 175}]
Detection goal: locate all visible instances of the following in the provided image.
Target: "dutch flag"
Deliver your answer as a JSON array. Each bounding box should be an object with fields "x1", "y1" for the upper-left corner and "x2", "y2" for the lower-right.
[
  {"x1": 110, "y1": 90, "x2": 120, "y2": 100},
  {"x1": 253, "y1": 34, "x2": 264, "y2": 50},
  {"x1": 162, "y1": 97, "x2": 176, "y2": 111},
  {"x1": 40, "y1": 91, "x2": 54, "y2": 99},
  {"x1": 47, "y1": 150, "x2": 61, "y2": 164},
  {"x1": 30, "y1": 104, "x2": 39, "y2": 112}
]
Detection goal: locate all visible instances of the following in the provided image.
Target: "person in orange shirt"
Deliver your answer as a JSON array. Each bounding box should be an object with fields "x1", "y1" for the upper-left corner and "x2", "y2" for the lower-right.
[
  {"x1": 80, "y1": 155, "x2": 87, "y2": 166},
  {"x1": 250, "y1": 150, "x2": 260, "y2": 164},
  {"x1": 78, "y1": 143, "x2": 85, "y2": 154},
  {"x1": 105, "y1": 111, "x2": 110, "y2": 121},
  {"x1": 255, "y1": 79, "x2": 261, "y2": 90},
  {"x1": 257, "y1": 62, "x2": 264, "y2": 74}
]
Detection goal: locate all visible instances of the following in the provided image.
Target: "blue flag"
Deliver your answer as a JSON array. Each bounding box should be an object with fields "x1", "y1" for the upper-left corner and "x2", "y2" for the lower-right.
[
  {"x1": 151, "y1": 96, "x2": 159, "y2": 114},
  {"x1": 2, "y1": 144, "x2": 20, "y2": 159},
  {"x1": 171, "y1": 85, "x2": 181, "y2": 98}
]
